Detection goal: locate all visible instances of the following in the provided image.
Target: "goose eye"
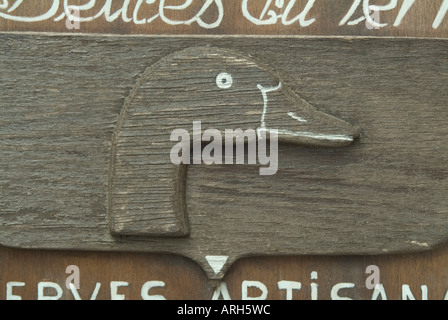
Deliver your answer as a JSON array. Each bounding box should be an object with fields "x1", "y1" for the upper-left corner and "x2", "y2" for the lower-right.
[{"x1": 216, "y1": 73, "x2": 233, "y2": 89}]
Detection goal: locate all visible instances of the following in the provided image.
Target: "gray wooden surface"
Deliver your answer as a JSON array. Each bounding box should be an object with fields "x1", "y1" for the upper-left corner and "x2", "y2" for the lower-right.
[
  {"x1": 1, "y1": 33, "x2": 447, "y2": 280},
  {"x1": 109, "y1": 45, "x2": 359, "y2": 238}
]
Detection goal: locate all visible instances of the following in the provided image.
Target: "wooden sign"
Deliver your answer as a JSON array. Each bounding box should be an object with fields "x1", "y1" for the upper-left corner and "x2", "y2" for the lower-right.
[
  {"x1": 1, "y1": 0, "x2": 448, "y2": 37},
  {"x1": 1, "y1": 33, "x2": 447, "y2": 283}
]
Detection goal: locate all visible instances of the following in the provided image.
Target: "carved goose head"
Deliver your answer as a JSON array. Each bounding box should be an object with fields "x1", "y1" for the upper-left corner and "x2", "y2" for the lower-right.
[
  {"x1": 109, "y1": 46, "x2": 360, "y2": 238},
  {"x1": 144, "y1": 46, "x2": 360, "y2": 147}
]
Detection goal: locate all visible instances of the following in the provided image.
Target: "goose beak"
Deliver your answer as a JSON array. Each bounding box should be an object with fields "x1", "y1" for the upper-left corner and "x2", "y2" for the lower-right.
[{"x1": 257, "y1": 83, "x2": 360, "y2": 148}]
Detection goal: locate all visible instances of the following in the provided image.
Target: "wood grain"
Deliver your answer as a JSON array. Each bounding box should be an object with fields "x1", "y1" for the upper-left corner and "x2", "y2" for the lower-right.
[
  {"x1": 1, "y1": 1, "x2": 448, "y2": 300},
  {"x1": 108, "y1": 45, "x2": 358, "y2": 237},
  {"x1": 0, "y1": 0, "x2": 447, "y2": 38},
  {"x1": 1, "y1": 33, "x2": 447, "y2": 282},
  {"x1": 0, "y1": 247, "x2": 212, "y2": 300}
]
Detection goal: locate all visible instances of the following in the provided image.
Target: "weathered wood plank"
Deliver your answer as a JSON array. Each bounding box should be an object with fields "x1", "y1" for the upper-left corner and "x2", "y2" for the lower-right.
[
  {"x1": 1, "y1": 0, "x2": 448, "y2": 38},
  {"x1": 0, "y1": 33, "x2": 447, "y2": 280},
  {"x1": 108, "y1": 45, "x2": 359, "y2": 237}
]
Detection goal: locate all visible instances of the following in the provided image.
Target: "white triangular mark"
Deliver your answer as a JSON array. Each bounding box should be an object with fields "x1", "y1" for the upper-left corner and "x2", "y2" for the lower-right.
[{"x1": 206, "y1": 256, "x2": 229, "y2": 275}]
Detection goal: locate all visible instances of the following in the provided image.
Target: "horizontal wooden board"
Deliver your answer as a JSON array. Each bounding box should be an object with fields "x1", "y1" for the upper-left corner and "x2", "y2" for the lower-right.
[
  {"x1": 1, "y1": 0, "x2": 448, "y2": 38},
  {"x1": 0, "y1": 33, "x2": 447, "y2": 280}
]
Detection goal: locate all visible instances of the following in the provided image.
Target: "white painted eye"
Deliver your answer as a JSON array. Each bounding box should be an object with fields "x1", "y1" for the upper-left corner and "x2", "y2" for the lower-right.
[{"x1": 216, "y1": 73, "x2": 233, "y2": 89}]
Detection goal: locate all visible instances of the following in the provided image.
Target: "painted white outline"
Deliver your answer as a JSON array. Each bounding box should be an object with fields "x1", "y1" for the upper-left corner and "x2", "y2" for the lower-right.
[
  {"x1": 257, "y1": 82, "x2": 283, "y2": 128},
  {"x1": 259, "y1": 127, "x2": 354, "y2": 143},
  {"x1": 256, "y1": 83, "x2": 354, "y2": 143},
  {"x1": 287, "y1": 111, "x2": 307, "y2": 123},
  {"x1": 216, "y1": 72, "x2": 233, "y2": 89},
  {"x1": 205, "y1": 255, "x2": 229, "y2": 274}
]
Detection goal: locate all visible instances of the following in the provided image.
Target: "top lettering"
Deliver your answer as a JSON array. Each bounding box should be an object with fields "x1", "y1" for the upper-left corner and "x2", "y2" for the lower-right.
[{"x1": 0, "y1": 0, "x2": 446, "y2": 29}]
